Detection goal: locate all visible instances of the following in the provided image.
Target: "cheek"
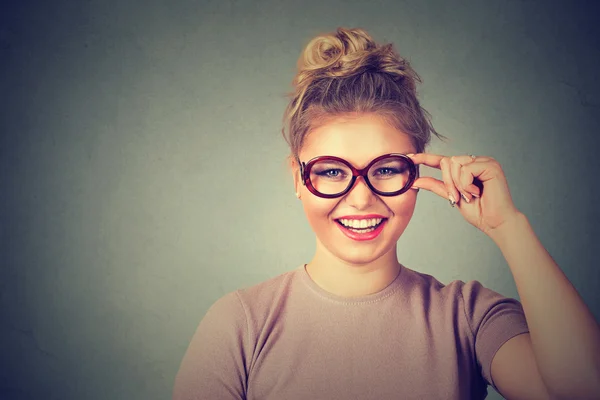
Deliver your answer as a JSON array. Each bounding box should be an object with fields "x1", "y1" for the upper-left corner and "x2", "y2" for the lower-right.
[
  {"x1": 397, "y1": 194, "x2": 417, "y2": 215},
  {"x1": 386, "y1": 194, "x2": 418, "y2": 227},
  {"x1": 302, "y1": 198, "x2": 337, "y2": 228}
]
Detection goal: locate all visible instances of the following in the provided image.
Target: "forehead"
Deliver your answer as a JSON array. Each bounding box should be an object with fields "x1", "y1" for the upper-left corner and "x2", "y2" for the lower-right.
[{"x1": 300, "y1": 114, "x2": 415, "y2": 167}]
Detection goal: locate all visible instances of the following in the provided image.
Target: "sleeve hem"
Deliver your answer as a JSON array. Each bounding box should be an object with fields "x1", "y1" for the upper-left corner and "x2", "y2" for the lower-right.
[{"x1": 487, "y1": 329, "x2": 530, "y2": 392}]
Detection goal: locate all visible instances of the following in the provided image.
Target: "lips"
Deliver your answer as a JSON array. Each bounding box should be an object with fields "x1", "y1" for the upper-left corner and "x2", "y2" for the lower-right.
[
  {"x1": 335, "y1": 214, "x2": 386, "y2": 220},
  {"x1": 334, "y1": 217, "x2": 388, "y2": 241}
]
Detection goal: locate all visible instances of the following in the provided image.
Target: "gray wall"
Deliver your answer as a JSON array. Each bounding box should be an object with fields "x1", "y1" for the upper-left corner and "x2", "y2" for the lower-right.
[{"x1": 1, "y1": 0, "x2": 599, "y2": 399}]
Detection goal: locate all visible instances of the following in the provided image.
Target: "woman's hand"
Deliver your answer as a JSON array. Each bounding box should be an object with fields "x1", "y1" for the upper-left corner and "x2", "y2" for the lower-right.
[{"x1": 408, "y1": 153, "x2": 522, "y2": 237}]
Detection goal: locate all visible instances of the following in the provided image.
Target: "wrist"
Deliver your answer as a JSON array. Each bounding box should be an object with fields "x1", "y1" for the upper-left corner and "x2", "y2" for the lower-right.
[{"x1": 486, "y1": 211, "x2": 529, "y2": 245}]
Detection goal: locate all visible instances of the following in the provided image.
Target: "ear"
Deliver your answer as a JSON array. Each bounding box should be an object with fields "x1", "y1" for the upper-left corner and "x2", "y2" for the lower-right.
[{"x1": 288, "y1": 155, "x2": 302, "y2": 197}]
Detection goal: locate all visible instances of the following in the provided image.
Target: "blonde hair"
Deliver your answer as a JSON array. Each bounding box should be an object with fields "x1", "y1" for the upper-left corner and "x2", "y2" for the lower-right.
[{"x1": 282, "y1": 27, "x2": 446, "y2": 164}]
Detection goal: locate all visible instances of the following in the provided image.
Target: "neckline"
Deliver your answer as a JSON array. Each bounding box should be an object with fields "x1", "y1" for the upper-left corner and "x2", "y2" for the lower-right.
[{"x1": 296, "y1": 263, "x2": 405, "y2": 304}]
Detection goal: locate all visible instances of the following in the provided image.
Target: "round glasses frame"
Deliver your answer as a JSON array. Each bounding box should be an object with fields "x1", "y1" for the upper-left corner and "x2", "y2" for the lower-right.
[{"x1": 298, "y1": 153, "x2": 418, "y2": 199}]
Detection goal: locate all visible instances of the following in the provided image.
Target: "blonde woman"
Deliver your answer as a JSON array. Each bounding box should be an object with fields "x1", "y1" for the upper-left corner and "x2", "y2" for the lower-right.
[{"x1": 174, "y1": 28, "x2": 600, "y2": 399}]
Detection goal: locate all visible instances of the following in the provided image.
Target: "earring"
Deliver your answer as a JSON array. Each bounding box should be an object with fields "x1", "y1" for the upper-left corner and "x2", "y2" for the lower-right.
[{"x1": 296, "y1": 192, "x2": 301, "y2": 199}]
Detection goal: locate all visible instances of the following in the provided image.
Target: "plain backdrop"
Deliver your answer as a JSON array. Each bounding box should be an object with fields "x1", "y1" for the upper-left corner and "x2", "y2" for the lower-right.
[{"x1": 1, "y1": 0, "x2": 599, "y2": 399}]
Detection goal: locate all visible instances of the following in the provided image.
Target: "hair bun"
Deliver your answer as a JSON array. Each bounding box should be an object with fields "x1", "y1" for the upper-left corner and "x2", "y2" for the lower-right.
[
  {"x1": 295, "y1": 27, "x2": 417, "y2": 91},
  {"x1": 300, "y1": 28, "x2": 374, "y2": 70}
]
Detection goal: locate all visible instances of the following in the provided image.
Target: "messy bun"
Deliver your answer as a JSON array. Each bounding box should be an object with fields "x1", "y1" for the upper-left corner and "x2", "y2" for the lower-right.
[{"x1": 282, "y1": 27, "x2": 445, "y2": 164}]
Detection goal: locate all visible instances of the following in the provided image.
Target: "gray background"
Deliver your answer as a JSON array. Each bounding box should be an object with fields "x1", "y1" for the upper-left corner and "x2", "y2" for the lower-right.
[{"x1": 1, "y1": 0, "x2": 599, "y2": 399}]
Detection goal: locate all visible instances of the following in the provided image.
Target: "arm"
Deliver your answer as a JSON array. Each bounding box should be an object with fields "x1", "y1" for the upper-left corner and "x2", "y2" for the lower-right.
[
  {"x1": 489, "y1": 212, "x2": 600, "y2": 399},
  {"x1": 409, "y1": 153, "x2": 600, "y2": 399}
]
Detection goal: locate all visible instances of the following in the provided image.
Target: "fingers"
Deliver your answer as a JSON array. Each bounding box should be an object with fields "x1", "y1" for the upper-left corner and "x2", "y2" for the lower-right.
[
  {"x1": 411, "y1": 177, "x2": 448, "y2": 199},
  {"x1": 440, "y1": 157, "x2": 460, "y2": 206},
  {"x1": 408, "y1": 153, "x2": 444, "y2": 169},
  {"x1": 450, "y1": 156, "x2": 481, "y2": 203},
  {"x1": 410, "y1": 153, "x2": 488, "y2": 205},
  {"x1": 450, "y1": 157, "x2": 468, "y2": 203},
  {"x1": 410, "y1": 153, "x2": 490, "y2": 169}
]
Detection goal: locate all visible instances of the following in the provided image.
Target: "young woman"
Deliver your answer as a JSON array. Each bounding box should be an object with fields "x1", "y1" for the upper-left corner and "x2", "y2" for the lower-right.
[{"x1": 173, "y1": 28, "x2": 600, "y2": 399}]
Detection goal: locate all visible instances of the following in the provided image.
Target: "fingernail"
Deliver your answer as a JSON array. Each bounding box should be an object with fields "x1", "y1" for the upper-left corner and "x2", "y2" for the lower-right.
[
  {"x1": 470, "y1": 192, "x2": 479, "y2": 198},
  {"x1": 411, "y1": 186, "x2": 419, "y2": 190},
  {"x1": 406, "y1": 153, "x2": 414, "y2": 157},
  {"x1": 460, "y1": 193, "x2": 470, "y2": 203},
  {"x1": 448, "y1": 193, "x2": 456, "y2": 207}
]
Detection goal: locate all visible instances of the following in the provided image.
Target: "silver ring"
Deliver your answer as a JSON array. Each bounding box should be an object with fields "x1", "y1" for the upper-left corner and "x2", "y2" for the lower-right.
[{"x1": 469, "y1": 154, "x2": 476, "y2": 160}]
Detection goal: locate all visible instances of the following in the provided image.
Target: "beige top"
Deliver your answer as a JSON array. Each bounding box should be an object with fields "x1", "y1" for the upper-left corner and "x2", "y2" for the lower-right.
[{"x1": 173, "y1": 264, "x2": 529, "y2": 399}]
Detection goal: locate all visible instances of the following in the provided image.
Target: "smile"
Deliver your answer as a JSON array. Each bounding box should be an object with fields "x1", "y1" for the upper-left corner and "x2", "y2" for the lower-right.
[
  {"x1": 335, "y1": 218, "x2": 387, "y2": 241},
  {"x1": 338, "y1": 218, "x2": 383, "y2": 231}
]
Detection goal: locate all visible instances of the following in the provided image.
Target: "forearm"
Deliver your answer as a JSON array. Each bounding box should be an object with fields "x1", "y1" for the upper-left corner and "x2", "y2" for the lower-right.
[{"x1": 489, "y1": 212, "x2": 600, "y2": 399}]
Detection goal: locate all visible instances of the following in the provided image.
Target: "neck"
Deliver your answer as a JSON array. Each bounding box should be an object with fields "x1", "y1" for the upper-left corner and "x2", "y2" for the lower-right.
[{"x1": 305, "y1": 245, "x2": 402, "y2": 298}]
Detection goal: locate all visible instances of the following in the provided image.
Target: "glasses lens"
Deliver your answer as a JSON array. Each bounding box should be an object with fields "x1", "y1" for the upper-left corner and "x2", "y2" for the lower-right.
[
  {"x1": 309, "y1": 159, "x2": 353, "y2": 196},
  {"x1": 367, "y1": 156, "x2": 412, "y2": 194}
]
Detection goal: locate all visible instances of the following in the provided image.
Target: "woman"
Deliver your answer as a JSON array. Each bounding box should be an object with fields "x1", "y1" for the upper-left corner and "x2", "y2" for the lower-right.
[{"x1": 173, "y1": 28, "x2": 600, "y2": 399}]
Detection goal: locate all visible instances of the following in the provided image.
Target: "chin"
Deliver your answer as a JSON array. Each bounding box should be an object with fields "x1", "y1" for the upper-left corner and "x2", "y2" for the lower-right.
[
  {"x1": 339, "y1": 253, "x2": 388, "y2": 266},
  {"x1": 325, "y1": 233, "x2": 399, "y2": 266},
  {"x1": 336, "y1": 243, "x2": 398, "y2": 267}
]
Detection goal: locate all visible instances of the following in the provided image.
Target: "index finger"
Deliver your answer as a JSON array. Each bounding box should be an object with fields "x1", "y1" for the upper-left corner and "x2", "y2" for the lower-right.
[{"x1": 407, "y1": 153, "x2": 444, "y2": 169}]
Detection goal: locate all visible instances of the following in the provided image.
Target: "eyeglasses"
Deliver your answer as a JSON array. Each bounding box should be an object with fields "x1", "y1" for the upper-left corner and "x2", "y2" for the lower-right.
[{"x1": 297, "y1": 153, "x2": 417, "y2": 199}]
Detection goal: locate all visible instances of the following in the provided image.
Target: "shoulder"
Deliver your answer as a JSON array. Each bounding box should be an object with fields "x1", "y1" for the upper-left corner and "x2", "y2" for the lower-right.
[
  {"x1": 175, "y1": 272, "x2": 301, "y2": 400},
  {"x1": 399, "y1": 265, "x2": 468, "y2": 301},
  {"x1": 188, "y1": 267, "x2": 301, "y2": 355},
  {"x1": 206, "y1": 267, "x2": 299, "y2": 323},
  {"x1": 402, "y1": 266, "x2": 516, "y2": 304},
  {"x1": 404, "y1": 267, "x2": 528, "y2": 336},
  {"x1": 457, "y1": 279, "x2": 526, "y2": 334},
  {"x1": 236, "y1": 269, "x2": 298, "y2": 307},
  {"x1": 400, "y1": 266, "x2": 526, "y2": 331}
]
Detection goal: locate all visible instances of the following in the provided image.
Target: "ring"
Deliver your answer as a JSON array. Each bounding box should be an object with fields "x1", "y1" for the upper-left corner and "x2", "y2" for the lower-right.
[{"x1": 469, "y1": 154, "x2": 476, "y2": 160}]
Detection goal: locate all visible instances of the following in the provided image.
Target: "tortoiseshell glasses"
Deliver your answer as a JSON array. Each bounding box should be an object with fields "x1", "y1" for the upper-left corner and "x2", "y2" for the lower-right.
[{"x1": 297, "y1": 153, "x2": 417, "y2": 199}]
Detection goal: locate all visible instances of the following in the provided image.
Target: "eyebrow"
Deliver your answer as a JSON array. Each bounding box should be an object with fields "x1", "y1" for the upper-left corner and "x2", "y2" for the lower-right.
[{"x1": 300, "y1": 151, "x2": 414, "y2": 165}]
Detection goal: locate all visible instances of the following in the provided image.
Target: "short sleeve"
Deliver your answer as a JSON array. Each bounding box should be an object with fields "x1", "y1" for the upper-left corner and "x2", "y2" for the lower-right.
[
  {"x1": 460, "y1": 280, "x2": 530, "y2": 393},
  {"x1": 173, "y1": 291, "x2": 250, "y2": 400}
]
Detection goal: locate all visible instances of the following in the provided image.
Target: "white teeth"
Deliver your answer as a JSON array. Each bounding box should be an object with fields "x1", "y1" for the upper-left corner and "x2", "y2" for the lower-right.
[
  {"x1": 339, "y1": 218, "x2": 383, "y2": 228},
  {"x1": 348, "y1": 226, "x2": 376, "y2": 233}
]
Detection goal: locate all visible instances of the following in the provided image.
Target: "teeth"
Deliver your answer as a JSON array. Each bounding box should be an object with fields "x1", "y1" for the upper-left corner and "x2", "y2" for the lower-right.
[
  {"x1": 339, "y1": 218, "x2": 383, "y2": 228},
  {"x1": 349, "y1": 226, "x2": 376, "y2": 233}
]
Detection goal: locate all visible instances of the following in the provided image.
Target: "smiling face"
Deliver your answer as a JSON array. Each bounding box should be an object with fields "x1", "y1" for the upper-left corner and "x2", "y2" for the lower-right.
[{"x1": 293, "y1": 113, "x2": 418, "y2": 267}]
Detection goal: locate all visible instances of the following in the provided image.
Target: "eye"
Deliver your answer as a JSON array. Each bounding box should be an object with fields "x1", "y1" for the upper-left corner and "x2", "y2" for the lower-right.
[
  {"x1": 374, "y1": 167, "x2": 405, "y2": 176},
  {"x1": 318, "y1": 169, "x2": 344, "y2": 178}
]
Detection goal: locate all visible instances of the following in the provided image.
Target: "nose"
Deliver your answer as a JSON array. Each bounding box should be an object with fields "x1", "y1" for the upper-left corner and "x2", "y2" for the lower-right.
[{"x1": 344, "y1": 176, "x2": 377, "y2": 209}]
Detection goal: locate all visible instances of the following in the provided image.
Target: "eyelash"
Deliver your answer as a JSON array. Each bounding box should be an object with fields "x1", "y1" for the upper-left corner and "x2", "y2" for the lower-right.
[
  {"x1": 316, "y1": 169, "x2": 346, "y2": 177},
  {"x1": 374, "y1": 167, "x2": 405, "y2": 175}
]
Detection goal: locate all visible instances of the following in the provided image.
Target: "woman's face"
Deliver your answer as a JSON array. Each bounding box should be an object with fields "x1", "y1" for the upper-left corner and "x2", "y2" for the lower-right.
[{"x1": 294, "y1": 113, "x2": 418, "y2": 266}]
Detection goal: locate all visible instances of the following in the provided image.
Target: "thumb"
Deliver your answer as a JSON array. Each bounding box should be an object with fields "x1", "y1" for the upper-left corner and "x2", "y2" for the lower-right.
[{"x1": 412, "y1": 177, "x2": 448, "y2": 200}]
